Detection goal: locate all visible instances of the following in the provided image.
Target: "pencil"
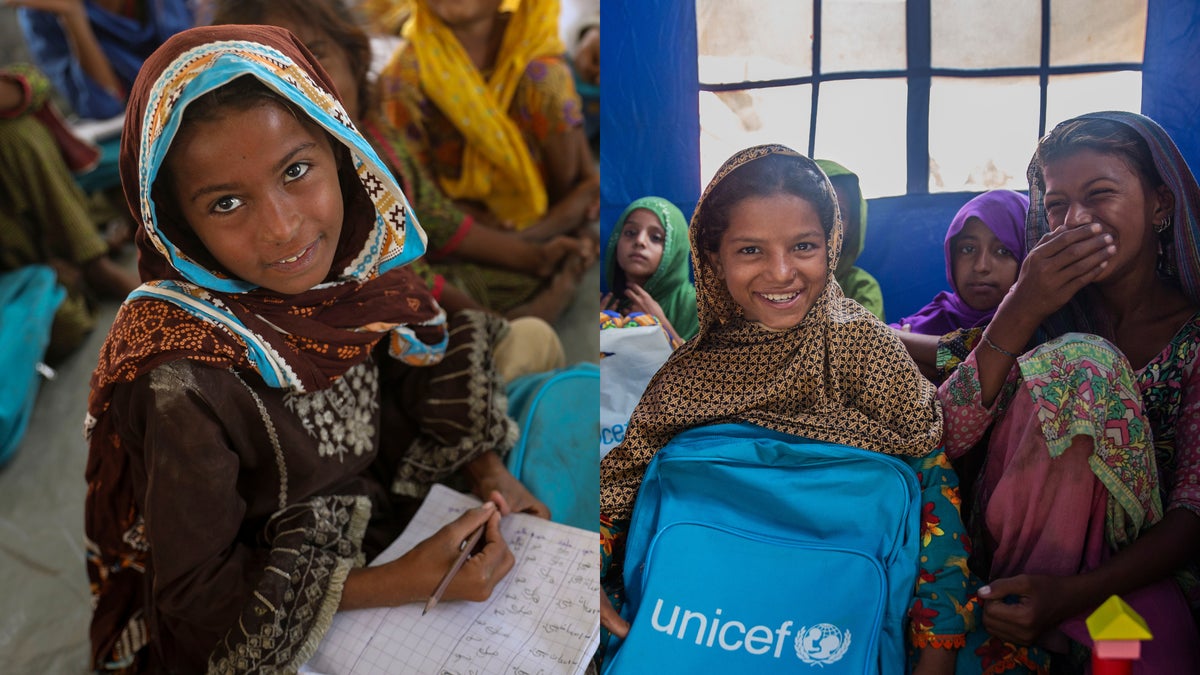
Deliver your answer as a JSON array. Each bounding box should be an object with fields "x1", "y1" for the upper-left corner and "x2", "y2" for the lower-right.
[{"x1": 423, "y1": 520, "x2": 487, "y2": 615}]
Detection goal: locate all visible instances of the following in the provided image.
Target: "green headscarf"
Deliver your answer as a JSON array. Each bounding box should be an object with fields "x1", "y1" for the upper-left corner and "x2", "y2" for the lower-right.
[
  {"x1": 604, "y1": 196, "x2": 699, "y2": 340},
  {"x1": 815, "y1": 159, "x2": 885, "y2": 321}
]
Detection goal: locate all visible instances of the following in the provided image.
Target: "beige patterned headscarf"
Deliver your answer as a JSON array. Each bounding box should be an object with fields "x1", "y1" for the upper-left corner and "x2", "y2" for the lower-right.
[{"x1": 600, "y1": 145, "x2": 943, "y2": 520}]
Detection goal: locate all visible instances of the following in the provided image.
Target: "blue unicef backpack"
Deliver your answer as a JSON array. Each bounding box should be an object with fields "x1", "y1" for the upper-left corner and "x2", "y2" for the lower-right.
[
  {"x1": 603, "y1": 422, "x2": 921, "y2": 675},
  {"x1": 505, "y1": 362, "x2": 599, "y2": 532}
]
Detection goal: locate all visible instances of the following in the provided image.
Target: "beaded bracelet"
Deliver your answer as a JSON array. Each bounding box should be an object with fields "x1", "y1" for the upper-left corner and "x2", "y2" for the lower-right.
[{"x1": 981, "y1": 333, "x2": 1020, "y2": 359}]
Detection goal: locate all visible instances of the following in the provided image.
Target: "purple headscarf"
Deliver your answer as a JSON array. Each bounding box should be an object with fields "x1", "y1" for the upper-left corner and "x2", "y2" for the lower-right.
[{"x1": 893, "y1": 189, "x2": 1030, "y2": 335}]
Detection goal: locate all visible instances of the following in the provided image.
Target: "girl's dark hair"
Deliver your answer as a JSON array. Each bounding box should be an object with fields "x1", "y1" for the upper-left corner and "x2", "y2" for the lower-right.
[
  {"x1": 694, "y1": 153, "x2": 837, "y2": 255},
  {"x1": 209, "y1": 0, "x2": 373, "y2": 114},
  {"x1": 1031, "y1": 117, "x2": 1164, "y2": 193}
]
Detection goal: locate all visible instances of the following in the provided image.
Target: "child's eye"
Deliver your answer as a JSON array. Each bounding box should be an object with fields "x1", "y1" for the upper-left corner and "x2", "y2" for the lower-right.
[
  {"x1": 738, "y1": 246, "x2": 760, "y2": 255},
  {"x1": 212, "y1": 195, "x2": 243, "y2": 214},
  {"x1": 996, "y1": 247, "x2": 1013, "y2": 257},
  {"x1": 284, "y1": 162, "x2": 311, "y2": 182},
  {"x1": 623, "y1": 229, "x2": 637, "y2": 238},
  {"x1": 957, "y1": 245, "x2": 976, "y2": 255},
  {"x1": 650, "y1": 234, "x2": 664, "y2": 243}
]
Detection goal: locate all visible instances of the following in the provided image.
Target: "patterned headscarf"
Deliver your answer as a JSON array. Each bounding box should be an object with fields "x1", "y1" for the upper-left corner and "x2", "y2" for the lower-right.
[
  {"x1": 1027, "y1": 111, "x2": 1200, "y2": 339},
  {"x1": 603, "y1": 196, "x2": 698, "y2": 341},
  {"x1": 391, "y1": 0, "x2": 563, "y2": 226},
  {"x1": 893, "y1": 189, "x2": 1029, "y2": 335},
  {"x1": 600, "y1": 145, "x2": 943, "y2": 520},
  {"x1": 92, "y1": 24, "x2": 447, "y2": 418}
]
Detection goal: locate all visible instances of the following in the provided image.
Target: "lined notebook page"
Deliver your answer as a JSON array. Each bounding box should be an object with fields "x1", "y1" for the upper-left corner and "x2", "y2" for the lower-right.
[{"x1": 303, "y1": 484, "x2": 600, "y2": 675}]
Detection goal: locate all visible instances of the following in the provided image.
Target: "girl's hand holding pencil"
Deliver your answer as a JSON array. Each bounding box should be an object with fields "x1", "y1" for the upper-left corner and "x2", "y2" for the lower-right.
[{"x1": 416, "y1": 500, "x2": 514, "y2": 606}]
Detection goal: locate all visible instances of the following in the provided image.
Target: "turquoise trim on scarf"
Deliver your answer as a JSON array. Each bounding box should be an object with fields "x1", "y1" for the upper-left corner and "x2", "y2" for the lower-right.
[{"x1": 138, "y1": 40, "x2": 426, "y2": 294}]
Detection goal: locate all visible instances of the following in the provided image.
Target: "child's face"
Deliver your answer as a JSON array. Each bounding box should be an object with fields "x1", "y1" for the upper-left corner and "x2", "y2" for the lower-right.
[
  {"x1": 950, "y1": 217, "x2": 1019, "y2": 311},
  {"x1": 616, "y1": 208, "x2": 666, "y2": 287},
  {"x1": 1042, "y1": 147, "x2": 1165, "y2": 286},
  {"x1": 263, "y1": 13, "x2": 360, "y2": 119},
  {"x1": 165, "y1": 101, "x2": 344, "y2": 295},
  {"x1": 708, "y1": 193, "x2": 828, "y2": 330}
]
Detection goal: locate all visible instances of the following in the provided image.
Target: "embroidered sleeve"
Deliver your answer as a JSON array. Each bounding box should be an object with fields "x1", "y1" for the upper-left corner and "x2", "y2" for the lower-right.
[
  {"x1": 904, "y1": 450, "x2": 975, "y2": 650},
  {"x1": 937, "y1": 350, "x2": 1013, "y2": 458},
  {"x1": 380, "y1": 310, "x2": 518, "y2": 498},
  {"x1": 208, "y1": 495, "x2": 371, "y2": 673}
]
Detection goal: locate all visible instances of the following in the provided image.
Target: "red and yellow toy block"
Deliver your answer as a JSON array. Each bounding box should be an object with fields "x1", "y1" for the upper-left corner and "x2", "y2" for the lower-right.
[{"x1": 1085, "y1": 595, "x2": 1152, "y2": 675}]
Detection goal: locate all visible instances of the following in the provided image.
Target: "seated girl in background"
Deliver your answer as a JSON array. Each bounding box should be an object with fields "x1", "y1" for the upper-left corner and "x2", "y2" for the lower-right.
[
  {"x1": 213, "y1": 0, "x2": 594, "y2": 324},
  {"x1": 602, "y1": 196, "x2": 697, "y2": 344},
  {"x1": 816, "y1": 159, "x2": 886, "y2": 320},
  {"x1": 85, "y1": 25, "x2": 547, "y2": 672},
  {"x1": 376, "y1": 0, "x2": 599, "y2": 240},
  {"x1": 0, "y1": 62, "x2": 139, "y2": 361},
  {"x1": 941, "y1": 111, "x2": 1200, "y2": 673},
  {"x1": 892, "y1": 190, "x2": 1029, "y2": 381},
  {"x1": 600, "y1": 145, "x2": 970, "y2": 674},
  {"x1": 15, "y1": 0, "x2": 193, "y2": 120}
]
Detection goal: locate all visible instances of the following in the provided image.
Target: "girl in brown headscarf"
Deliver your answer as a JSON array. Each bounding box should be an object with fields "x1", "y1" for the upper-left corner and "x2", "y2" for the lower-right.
[
  {"x1": 600, "y1": 145, "x2": 967, "y2": 673},
  {"x1": 84, "y1": 25, "x2": 546, "y2": 672}
]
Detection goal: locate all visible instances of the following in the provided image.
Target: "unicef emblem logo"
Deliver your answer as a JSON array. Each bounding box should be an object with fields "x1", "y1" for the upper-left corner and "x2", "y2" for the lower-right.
[{"x1": 794, "y1": 623, "x2": 851, "y2": 666}]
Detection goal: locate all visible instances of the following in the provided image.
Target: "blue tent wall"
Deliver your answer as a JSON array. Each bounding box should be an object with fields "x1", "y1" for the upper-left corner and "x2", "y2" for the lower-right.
[
  {"x1": 599, "y1": 1, "x2": 698, "y2": 293},
  {"x1": 601, "y1": 0, "x2": 1200, "y2": 320}
]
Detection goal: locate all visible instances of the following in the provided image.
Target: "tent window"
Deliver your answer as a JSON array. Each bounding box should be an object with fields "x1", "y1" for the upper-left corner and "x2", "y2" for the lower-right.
[{"x1": 696, "y1": 0, "x2": 1147, "y2": 198}]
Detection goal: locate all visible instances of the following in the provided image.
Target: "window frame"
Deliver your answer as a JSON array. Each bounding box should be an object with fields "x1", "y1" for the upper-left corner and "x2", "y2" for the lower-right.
[{"x1": 695, "y1": 0, "x2": 1145, "y2": 196}]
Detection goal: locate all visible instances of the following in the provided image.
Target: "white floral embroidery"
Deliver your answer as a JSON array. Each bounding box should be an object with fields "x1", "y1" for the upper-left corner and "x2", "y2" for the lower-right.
[{"x1": 284, "y1": 362, "x2": 378, "y2": 461}]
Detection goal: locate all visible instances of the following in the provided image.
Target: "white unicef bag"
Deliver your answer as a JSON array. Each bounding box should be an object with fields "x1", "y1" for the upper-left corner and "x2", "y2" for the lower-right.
[{"x1": 599, "y1": 319, "x2": 674, "y2": 460}]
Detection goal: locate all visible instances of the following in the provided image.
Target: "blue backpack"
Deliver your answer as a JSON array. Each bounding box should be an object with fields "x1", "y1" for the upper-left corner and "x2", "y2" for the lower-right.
[
  {"x1": 505, "y1": 362, "x2": 599, "y2": 532},
  {"x1": 0, "y1": 266, "x2": 65, "y2": 466},
  {"x1": 603, "y1": 422, "x2": 921, "y2": 675}
]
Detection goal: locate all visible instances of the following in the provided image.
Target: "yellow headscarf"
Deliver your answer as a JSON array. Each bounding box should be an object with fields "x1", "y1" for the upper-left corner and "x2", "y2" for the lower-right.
[{"x1": 397, "y1": 0, "x2": 563, "y2": 227}]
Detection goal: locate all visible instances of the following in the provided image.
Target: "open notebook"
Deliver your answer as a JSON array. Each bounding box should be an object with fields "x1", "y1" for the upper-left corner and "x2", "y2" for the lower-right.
[{"x1": 302, "y1": 484, "x2": 600, "y2": 674}]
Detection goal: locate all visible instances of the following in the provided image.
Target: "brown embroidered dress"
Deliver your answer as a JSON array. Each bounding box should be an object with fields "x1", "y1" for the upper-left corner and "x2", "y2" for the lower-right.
[{"x1": 84, "y1": 26, "x2": 514, "y2": 673}]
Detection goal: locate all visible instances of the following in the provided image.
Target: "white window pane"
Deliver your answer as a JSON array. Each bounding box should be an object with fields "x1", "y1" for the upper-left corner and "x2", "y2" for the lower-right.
[
  {"x1": 928, "y1": 77, "x2": 1041, "y2": 193},
  {"x1": 1045, "y1": 71, "x2": 1143, "y2": 130},
  {"x1": 813, "y1": 79, "x2": 908, "y2": 198},
  {"x1": 696, "y1": 0, "x2": 813, "y2": 84},
  {"x1": 1051, "y1": 0, "x2": 1146, "y2": 66},
  {"x1": 931, "y1": 0, "x2": 1041, "y2": 69},
  {"x1": 822, "y1": 0, "x2": 906, "y2": 73},
  {"x1": 699, "y1": 86, "x2": 812, "y2": 190}
]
